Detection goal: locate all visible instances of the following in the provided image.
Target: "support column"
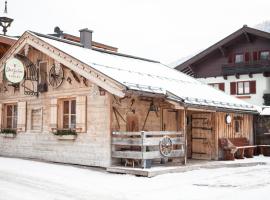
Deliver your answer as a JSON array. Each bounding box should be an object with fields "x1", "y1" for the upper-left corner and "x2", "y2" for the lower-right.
[{"x1": 183, "y1": 107, "x2": 187, "y2": 165}]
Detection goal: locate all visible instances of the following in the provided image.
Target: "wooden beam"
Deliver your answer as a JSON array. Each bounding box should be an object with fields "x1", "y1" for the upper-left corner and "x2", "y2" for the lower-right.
[
  {"x1": 183, "y1": 107, "x2": 187, "y2": 165},
  {"x1": 219, "y1": 46, "x2": 226, "y2": 57},
  {"x1": 244, "y1": 31, "x2": 251, "y2": 43}
]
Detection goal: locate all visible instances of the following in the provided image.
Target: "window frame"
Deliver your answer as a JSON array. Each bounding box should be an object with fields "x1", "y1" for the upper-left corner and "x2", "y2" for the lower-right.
[
  {"x1": 234, "y1": 53, "x2": 244, "y2": 63},
  {"x1": 4, "y1": 103, "x2": 18, "y2": 129},
  {"x1": 234, "y1": 119, "x2": 242, "y2": 134},
  {"x1": 208, "y1": 83, "x2": 225, "y2": 91},
  {"x1": 58, "y1": 98, "x2": 76, "y2": 130},
  {"x1": 39, "y1": 61, "x2": 48, "y2": 84},
  {"x1": 237, "y1": 81, "x2": 250, "y2": 95},
  {"x1": 259, "y1": 50, "x2": 270, "y2": 61}
]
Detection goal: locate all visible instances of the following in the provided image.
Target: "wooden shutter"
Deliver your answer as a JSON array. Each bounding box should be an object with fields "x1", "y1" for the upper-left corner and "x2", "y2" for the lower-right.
[
  {"x1": 245, "y1": 52, "x2": 250, "y2": 62},
  {"x1": 230, "y1": 82, "x2": 236, "y2": 95},
  {"x1": 250, "y1": 81, "x2": 256, "y2": 94},
  {"x1": 17, "y1": 101, "x2": 27, "y2": 132},
  {"x1": 219, "y1": 83, "x2": 225, "y2": 91},
  {"x1": 76, "y1": 96, "x2": 87, "y2": 133},
  {"x1": 253, "y1": 51, "x2": 258, "y2": 61},
  {"x1": 50, "y1": 98, "x2": 58, "y2": 130},
  {"x1": 228, "y1": 54, "x2": 233, "y2": 63}
]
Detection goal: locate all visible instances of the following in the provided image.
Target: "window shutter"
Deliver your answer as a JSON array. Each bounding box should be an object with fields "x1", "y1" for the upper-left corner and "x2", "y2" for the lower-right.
[
  {"x1": 0, "y1": 103, "x2": 2, "y2": 129},
  {"x1": 253, "y1": 51, "x2": 258, "y2": 61},
  {"x1": 230, "y1": 82, "x2": 236, "y2": 95},
  {"x1": 250, "y1": 81, "x2": 256, "y2": 94},
  {"x1": 76, "y1": 96, "x2": 87, "y2": 133},
  {"x1": 245, "y1": 52, "x2": 250, "y2": 62},
  {"x1": 219, "y1": 83, "x2": 225, "y2": 91},
  {"x1": 228, "y1": 54, "x2": 233, "y2": 63},
  {"x1": 17, "y1": 101, "x2": 26, "y2": 132},
  {"x1": 50, "y1": 98, "x2": 58, "y2": 130}
]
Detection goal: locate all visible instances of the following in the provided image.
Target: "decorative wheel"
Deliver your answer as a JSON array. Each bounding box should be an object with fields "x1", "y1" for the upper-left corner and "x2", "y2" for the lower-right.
[
  {"x1": 159, "y1": 136, "x2": 173, "y2": 157},
  {"x1": 49, "y1": 64, "x2": 64, "y2": 88}
]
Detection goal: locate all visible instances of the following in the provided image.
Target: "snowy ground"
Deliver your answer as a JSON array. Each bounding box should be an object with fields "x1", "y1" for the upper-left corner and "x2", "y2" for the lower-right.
[{"x1": 0, "y1": 156, "x2": 270, "y2": 200}]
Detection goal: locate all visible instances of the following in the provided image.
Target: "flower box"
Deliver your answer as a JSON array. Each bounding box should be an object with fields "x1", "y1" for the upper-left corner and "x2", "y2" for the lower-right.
[
  {"x1": 56, "y1": 135, "x2": 77, "y2": 140},
  {"x1": 53, "y1": 129, "x2": 77, "y2": 140},
  {"x1": 0, "y1": 133, "x2": 16, "y2": 138},
  {"x1": 0, "y1": 129, "x2": 17, "y2": 138}
]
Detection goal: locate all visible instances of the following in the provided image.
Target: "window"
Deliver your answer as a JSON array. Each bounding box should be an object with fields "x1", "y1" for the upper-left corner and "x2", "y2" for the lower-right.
[
  {"x1": 235, "y1": 54, "x2": 244, "y2": 63},
  {"x1": 234, "y1": 120, "x2": 241, "y2": 134},
  {"x1": 259, "y1": 51, "x2": 270, "y2": 60},
  {"x1": 63, "y1": 99, "x2": 76, "y2": 129},
  {"x1": 39, "y1": 62, "x2": 48, "y2": 84},
  {"x1": 237, "y1": 81, "x2": 250, "y2": 94},
  {"x1": 5, "y1": 104, "x2": 17, "y2": 129},
  {"x1": 208, "y1": 83, "x2": 225, "y2": 91},
  {"x1": 231, "y1": 81, "x2": 256, "y2": 95}
]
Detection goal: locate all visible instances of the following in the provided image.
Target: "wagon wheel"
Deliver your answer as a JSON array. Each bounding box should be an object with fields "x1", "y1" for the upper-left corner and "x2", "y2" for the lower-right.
[
  {"x1": 49, "y1": 64, "x2": 64, "y2": 88},
  {"x1": 159, "y1": 136, "x2": 173, "y2": 157}
]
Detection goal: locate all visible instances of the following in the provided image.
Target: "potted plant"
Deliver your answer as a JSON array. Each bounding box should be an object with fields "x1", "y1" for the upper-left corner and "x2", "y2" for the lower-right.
[
  {"x1": 0, "y1": 128, "x2": 17, "y2": 138},
  {"x1": 54, "y1": 129, "x2": 77, "y2": 140}
]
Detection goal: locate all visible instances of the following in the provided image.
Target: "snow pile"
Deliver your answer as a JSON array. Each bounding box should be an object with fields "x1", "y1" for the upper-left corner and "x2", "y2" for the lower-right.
[{"x1": 0, "y1": 156, "x2": 269, "y2": 200}]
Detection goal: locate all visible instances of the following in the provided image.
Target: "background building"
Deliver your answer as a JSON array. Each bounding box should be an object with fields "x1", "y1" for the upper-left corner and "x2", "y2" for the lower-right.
[{"x1": 174, "y1": 26, "x2": 270, "y2": 106}]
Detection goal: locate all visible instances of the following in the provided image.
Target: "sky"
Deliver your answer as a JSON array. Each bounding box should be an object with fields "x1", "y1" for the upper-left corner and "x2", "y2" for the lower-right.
[{"x1": 4, "y1": 0, "x2": 270, "y2": 64}]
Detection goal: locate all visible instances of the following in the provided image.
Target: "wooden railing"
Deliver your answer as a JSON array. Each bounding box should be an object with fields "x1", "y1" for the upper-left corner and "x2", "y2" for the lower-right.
[
  {"x1": 112, "y1": 131, "x2": 185, "y2": 168},
  {"x1": 222, "y1": 60, "x2": 270, "y2": 75}
]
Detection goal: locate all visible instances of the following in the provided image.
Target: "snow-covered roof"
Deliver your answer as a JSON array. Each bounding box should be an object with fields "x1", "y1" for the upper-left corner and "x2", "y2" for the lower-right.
[
  {"x1": 260, "y1": 107, "x2": 270, "y2": 115},
  {"x1": 32, "y1": 32, "x2": 257, "y2": 112}
]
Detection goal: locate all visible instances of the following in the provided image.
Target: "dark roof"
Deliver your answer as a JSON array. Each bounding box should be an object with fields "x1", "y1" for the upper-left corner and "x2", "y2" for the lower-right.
[{"x1": 175, "y1": 25, "x2": 270, "y2": 71}]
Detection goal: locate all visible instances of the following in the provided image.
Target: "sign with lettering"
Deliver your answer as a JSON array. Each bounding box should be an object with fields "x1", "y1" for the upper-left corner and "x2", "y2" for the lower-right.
[{"x1": 4, "y1": 58, "x2": 25, "y2": 83}]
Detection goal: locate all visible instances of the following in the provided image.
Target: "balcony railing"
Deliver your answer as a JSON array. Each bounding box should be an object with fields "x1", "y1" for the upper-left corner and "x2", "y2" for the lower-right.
[{"x1": 222, "y1": 60, "x2": 270, "y2": 75}]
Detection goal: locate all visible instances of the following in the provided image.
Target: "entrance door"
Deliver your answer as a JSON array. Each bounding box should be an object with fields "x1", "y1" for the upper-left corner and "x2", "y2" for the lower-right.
[
  {"x1": 162, "y1": 109, "x2": 178, "y2": 131},
  {"x1": 191, "y1": 113, "x2": 213, "y2": 160}
]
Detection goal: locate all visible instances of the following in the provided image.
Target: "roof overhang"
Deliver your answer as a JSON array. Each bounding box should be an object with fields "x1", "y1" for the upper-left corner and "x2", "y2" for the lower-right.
[{"x1": 0, "y1": 31, "x2": 126, "y2": 97}]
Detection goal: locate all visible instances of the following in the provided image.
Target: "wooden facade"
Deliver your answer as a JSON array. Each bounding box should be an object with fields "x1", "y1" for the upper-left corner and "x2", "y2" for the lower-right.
[{"x1": 0, "y1": 31, "x2": 256, "y2": 170}]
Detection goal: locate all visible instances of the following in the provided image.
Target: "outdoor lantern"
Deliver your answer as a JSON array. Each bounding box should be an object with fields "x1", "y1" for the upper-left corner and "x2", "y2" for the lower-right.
[
  {"x1": 0, "y1": 1, "x2": 13, "y2": 35},
  {"x1": 149, "y1": 102, "x2": 158, "y2": 112}
]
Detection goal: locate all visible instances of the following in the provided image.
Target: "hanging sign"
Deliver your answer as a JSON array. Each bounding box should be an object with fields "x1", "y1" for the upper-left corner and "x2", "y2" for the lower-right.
[{"x1": 4, "y1": 58, "x2": 25, "y2": 83}]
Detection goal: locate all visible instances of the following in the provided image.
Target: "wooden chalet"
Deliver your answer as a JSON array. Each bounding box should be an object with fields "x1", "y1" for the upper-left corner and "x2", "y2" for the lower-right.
[
  {"x1": 0, "y1": 29, "x2": 258, "y2": 170},
  {"x1": 174, "y1": 25, "x2": 270, "y2": 107}
]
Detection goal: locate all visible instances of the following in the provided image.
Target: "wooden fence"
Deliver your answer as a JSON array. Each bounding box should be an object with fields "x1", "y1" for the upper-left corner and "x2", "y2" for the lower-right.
[{"x1": 112, "y1": 131, "x2": 185, "y2": 168}]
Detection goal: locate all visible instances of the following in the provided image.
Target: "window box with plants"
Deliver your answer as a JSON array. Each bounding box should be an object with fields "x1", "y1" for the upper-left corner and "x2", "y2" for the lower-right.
[
  {"x1": 0, "y1": 129, "x2": 17, "y2": 138},
  {"x1": 53, "y1": 129, "x2": 77, "y2": 140}
]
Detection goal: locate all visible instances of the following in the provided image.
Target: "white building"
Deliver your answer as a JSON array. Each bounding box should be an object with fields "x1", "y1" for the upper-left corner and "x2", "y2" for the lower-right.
[{"x1": 174, "y1": 25, "x2": 270, "y2": 106}]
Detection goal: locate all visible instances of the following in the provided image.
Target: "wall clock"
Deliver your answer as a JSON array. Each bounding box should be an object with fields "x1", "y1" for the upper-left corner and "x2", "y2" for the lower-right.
[
  {"x1": 225, "y1": 114, "x2": 232, "y2": 124},
  {"x1": 49, "y1": 64, "x2": 64, "y2": 88}
]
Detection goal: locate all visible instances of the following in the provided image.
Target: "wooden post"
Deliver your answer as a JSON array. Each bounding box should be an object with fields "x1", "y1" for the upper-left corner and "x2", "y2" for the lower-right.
[
  {"x1": 183, "y1": 107, "x2": 187, "y2": 165},
  {"x1": 141, "y1": 131, "x2": 146, "y2": 168}
]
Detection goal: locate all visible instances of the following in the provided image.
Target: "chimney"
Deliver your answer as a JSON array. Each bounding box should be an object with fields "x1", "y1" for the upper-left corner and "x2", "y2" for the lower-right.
[{"x1": 79, "y1": 28, "x2": 93, "y2": 49}]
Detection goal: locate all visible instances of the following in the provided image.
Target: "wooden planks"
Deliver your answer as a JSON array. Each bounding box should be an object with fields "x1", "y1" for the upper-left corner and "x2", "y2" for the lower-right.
[
  {"x1": 112, "y1": 137, "x2": 185, "y2": 146},
  {"x1": 191, "y1": 113, "x2": 213, "y2": 160},
  {"x1": 112, "y1": 150, "x2": 184, "y2": 159}
]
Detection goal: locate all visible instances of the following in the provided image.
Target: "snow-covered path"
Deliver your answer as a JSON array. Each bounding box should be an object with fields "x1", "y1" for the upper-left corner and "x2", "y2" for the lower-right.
[{"x1": 0, "y1": 156, "x2": 270, "y2": 200}]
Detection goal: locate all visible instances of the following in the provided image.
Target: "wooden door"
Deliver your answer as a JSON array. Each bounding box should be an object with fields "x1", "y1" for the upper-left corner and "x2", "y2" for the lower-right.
[
  {"x1": 191, "y1": 113, "x2": 213, "y2": 160},
  {"x1": 162, "y1": 109, "x2": 178, "y2": 131},
  {"x1": 126, "y1": 112, "x2": 139, "y2": 132}
]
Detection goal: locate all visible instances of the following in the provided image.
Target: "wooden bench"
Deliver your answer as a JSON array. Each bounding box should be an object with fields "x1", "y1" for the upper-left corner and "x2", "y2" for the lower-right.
[
  {"x1": 219, "y1": 138, "x2": 237, "y2": 160},
  {"x1": 229, "y1": 138, "x2": 256, "y2": 159},
  {"x1": 257, "y1": 145, "x2": 270, "y2": 156},
  {"x1": 219, "y1": 138, "x2": 256, "y2": 160}
]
